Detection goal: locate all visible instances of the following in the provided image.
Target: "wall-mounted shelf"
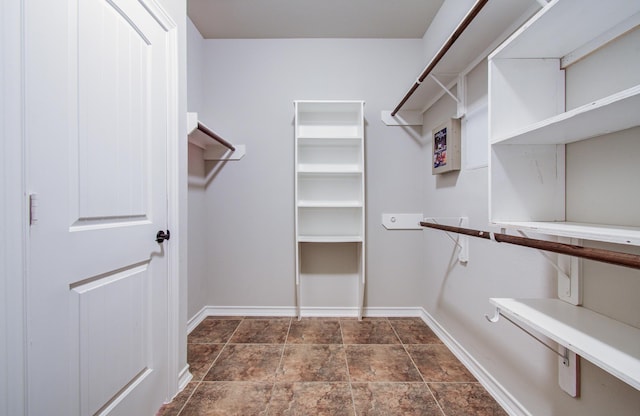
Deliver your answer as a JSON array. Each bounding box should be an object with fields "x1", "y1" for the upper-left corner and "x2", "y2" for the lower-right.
[
  {"x1": 187, "y1": 112, "x2": 246, "y2": 161},
  {"x1": 382, "y1": 0, "x2": 536, "y2": 125},
  {"x1": 489, "y1": 298, "x2": 640, "y2": 391},
  {"x1": 488, "y1": 0, "x2": 640, "y2": 246}
]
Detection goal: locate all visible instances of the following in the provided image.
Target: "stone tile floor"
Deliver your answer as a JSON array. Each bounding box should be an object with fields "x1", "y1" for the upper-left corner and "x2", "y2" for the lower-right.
[{"x1": 157, "y1": 317, "x2": 507, "y2": 416}]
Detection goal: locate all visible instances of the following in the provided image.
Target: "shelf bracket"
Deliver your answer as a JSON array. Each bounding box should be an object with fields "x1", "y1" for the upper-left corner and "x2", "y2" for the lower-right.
[
  {"x1": 485, "y1": 303, "x2": 580, "y2": 396},
  {"x1": 423, "y1": 217, "x2": 469, "y2": 263},
  {"x1": 485, "y1": 307, "x2": 570, "y2": 366},
  {"x1": 517, "y1": 231, "x2": 582, "y2": 306}
]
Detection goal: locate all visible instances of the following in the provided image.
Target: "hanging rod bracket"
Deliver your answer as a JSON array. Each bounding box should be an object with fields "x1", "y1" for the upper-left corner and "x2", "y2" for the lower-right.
[
  {"x1": 486, "y1": 307, "x2": 570, "y2": 366},
  {"x1": 485, "y1": 307, "x2": 500, "y2": 323}
]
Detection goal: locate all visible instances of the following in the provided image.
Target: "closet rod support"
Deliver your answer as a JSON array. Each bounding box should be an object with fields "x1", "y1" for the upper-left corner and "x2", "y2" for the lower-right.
[
  {"x1": 487, "y1": 307, "x2": 570, "y2": 366},
  {"x1": 429, "y1": 74, "x2": 461, "y2": 104}
]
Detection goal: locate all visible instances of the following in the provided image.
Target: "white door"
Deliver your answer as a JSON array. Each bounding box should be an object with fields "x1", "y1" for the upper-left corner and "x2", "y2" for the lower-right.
[{"x1": 25, "y1": 0, "x2": 176, "y2": 414}]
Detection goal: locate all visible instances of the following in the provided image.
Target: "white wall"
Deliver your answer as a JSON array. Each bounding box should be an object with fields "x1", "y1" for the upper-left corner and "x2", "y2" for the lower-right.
[
  {"x1": 189, "y1": 37, "x2": 426, "y2": 310},
  {"x1": 186, "y1": 19, "x2": 210, "y2": 319},
  {"x1": 420, "y1": 32, "x2": 640, "y2": 416}
]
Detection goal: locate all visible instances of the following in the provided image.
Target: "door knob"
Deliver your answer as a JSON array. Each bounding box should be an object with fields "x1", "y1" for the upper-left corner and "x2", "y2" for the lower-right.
[{"x1": 156, "y1": 230, "x2": 170, "y2": 243}]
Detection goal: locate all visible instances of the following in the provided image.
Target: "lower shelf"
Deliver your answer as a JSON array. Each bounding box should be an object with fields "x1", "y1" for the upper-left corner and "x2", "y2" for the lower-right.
[
  {"x1": 298, "y1": 235, "x2": 362, "y2": 243},
  {"x1": 493, "y1": 220, "x2": 640, "y2": 246},
  {"x1": 489, "y1": 298, "x2": 640, "y2": 390}
]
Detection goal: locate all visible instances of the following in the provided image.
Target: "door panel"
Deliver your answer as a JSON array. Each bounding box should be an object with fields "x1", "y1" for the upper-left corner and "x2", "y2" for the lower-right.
[
  {"x1": 26, "y1": 0, "x2": 174, "y2": 414},
  {"x1": 71, "y1": 263, "x2": 149, "y2": 415},
  {"x1": 77, "y1": 0, "x2": 154, "y2": 220}
]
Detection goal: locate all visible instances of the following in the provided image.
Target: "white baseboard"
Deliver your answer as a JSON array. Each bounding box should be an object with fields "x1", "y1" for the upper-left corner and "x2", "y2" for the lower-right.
[
  {"x1": 187, "y1": 305, "x2": 425, "y2": 333},
  {"x1": 418, "y1": 309, "x2": 530, "y2": 416},
  {"x1": 177, "y1": 364, "x2": 192, "y2": 391}
]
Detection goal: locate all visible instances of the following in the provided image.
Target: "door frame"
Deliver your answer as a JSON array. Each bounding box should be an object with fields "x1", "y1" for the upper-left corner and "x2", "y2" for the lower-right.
[
  {"x1": 2, "y1": 0, "x2": 27, "y2": 414},
  {"x1": 1, "y1": 0, "x2": 185, "y2": 412}
]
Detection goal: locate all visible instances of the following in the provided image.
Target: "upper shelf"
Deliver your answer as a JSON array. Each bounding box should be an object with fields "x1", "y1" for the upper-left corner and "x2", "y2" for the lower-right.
[
  {"x1": 490, "y1": 0, "x2": 640, "y2": 60},
  {"x1": 386, "y1": 0, "x2": 536, "y2": 115},
  {"x1": 187, "y1": 112, "x2": 245, "y2": 161},
  {"x1": 490, "y1": 298, "x2": 640, "y2": 391}
]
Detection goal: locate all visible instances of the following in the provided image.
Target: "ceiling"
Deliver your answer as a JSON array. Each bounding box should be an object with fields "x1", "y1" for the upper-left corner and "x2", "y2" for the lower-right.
[{"x1": 188, "y1": 0, "x2": 445, "y2": 39}]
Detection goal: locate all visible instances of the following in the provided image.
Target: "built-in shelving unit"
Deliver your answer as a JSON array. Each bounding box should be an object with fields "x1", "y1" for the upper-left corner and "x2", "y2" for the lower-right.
[
  {"x1": 487, "y1": 0, "x2": 640, "y2": 395},
  {"x1": 490, "y1": 298, "x2": 640, "y2": 390},
  {"x1": 294, "y1": 101, "x2": 365, "y2": 319},
  {"x1": 488, "y1": 0, "x2": 640, "y2": 247}
]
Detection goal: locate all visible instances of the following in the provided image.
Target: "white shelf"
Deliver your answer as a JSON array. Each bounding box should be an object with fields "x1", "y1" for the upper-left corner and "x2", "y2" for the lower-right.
[
  {"x1": 298, "y1": 164, "x2": 362, "y2": 173},
  {"x1": 298, "y1": 201, "x2": 362, "y2": 208},
  {"x1": 492, "y1": 86, "x2": 640, "y2": 145},
  {"x1": 298, "y1": 236, "x2": 363, "y2": 243},
  {"x1": 492, "y1": 221, "x2": 640, "y2": 247},
  {"x1": 490, "y1": 0, "x2": 640, "y2": 60},
  {"x1": 490, "y1": 298, "x2": 640, "y2": 390}
]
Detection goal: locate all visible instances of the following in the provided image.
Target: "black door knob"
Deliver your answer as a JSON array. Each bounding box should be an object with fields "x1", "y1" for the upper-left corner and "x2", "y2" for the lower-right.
[{"x1": 156, "y1": 230, "x2": 170, "y2": 243}]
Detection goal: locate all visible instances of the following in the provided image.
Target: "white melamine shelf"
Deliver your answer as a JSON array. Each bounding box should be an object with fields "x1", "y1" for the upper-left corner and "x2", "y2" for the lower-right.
[
  {"x1": 492, "y1": 86, "x2": 640, "y2": 145},
  {"x1": 298, "y1": 164, "x2": 362, "y2": 173},
  {"x1": 297, "y1": 201, "x2": 362, "y2": 208},
  {"x1": 297, "y1": 136, "x2": 362, "y2": 143},
  {"x1": 493, "y1": 221, "x2": 640, "y2": 246},
  {"x1": 490, "y1": 298, "x2": 640, "y2": 390},
  {"x1": 490, "y1": 0, "x2": 640, "y2": 60},
  {"x1": 298, "y1": 236, "x2": 363, "y2": 243}
]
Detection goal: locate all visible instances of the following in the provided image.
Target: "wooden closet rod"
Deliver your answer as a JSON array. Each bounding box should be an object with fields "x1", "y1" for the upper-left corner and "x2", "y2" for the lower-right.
[
  {"x1": 391, "y1": 0, "x2": 489, "y2": 116},
  {"x1": 197, "y1": 122, "x2": 236, "y2": 151},
  {"x1": 420, "y1": 222, "x2": 640, "y2": 270}
]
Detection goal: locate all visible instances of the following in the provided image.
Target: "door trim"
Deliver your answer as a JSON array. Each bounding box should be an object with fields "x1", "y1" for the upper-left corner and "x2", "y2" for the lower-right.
[{"x1": 2, "y1": 0, "x2": 27, "y2": 414}]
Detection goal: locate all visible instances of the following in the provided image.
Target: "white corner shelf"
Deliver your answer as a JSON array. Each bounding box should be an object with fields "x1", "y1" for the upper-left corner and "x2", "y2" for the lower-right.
[{"x1": 489, "y1": 298, "x2": 640, "y2": 391}]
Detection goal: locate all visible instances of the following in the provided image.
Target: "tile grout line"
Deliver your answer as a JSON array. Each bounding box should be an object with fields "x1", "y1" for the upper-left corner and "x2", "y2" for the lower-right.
[
  {"x1": 263, "y1": 316, "x2": 292, "y2": 416},
  {"x1": 339, "y1": 319, "x2": 359, "y2": 416},
  {"x1": 388, "y1": 319, "x2": 448, "y2": 416},
  {"x1": 176, "y1": 317, "x2": 245, "y2": 416}
]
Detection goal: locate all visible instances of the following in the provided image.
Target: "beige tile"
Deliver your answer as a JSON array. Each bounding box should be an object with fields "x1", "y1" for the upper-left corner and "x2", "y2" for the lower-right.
[
  {"x1": 267, "y1": 382, "x2": 354, "y2": 416},
  {"x1": 429, "y1": 383, "x2": 508, "y2": 416},
  {"x1": 188, "y1": 318, "x2": 241, "y2": 344},
  {"x1": 388, "y1": 319, "x2": 442, "y2": 344},
  {"x1": 351, "y1": 382, "x2": 442, "y2": 416},
  {"x1": 406, "y1": 344, "x2": 476, "y2": 382},
  {"x1": 277, "y1": 344, "x2": 348, "y2": 382},
  {"x1": 204, "y1": 344, "x2": 283, "y2": 382},
  {"x1": 346, "y1": 345, "x2": 422, "y2": 382},
  {"x1": 341, "y1": 319, "x2": 400, "y2": 344},
  {"x1": 179, "y1": 382, "x2": 272, "y2": 416},
  {"x1": 287, "y1": 319, "x2": 342, "y2": 344},
  {"x1": 229, "y1": 319, "x2": 290, "y2": 344}
]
